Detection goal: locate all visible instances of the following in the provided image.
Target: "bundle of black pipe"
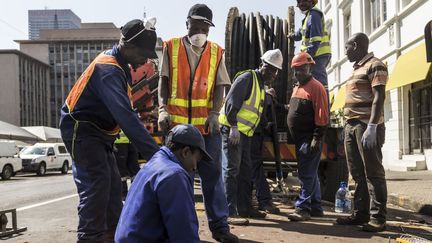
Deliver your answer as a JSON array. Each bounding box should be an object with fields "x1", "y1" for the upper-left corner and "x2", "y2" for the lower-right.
[{"x1": 225, "y1": 7, "x2": 295, "y2": 130}]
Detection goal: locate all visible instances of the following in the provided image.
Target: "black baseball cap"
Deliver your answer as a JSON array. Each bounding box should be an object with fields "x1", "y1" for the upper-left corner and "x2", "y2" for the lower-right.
[
  {"x1": 121, "y1": 19, "x2": 158, "y2": 59},
  {"x1": 187, "y1": 4, "x2": 215, "y2": 27},
  {"x1": 168, "y1": 124, "x2": 213, "y2": 162}
]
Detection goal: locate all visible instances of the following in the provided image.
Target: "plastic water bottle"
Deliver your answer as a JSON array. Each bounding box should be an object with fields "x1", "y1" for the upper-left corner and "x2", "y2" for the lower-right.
[{"x1": 335, "y1": 181, "x2": 351, "y2": 213}]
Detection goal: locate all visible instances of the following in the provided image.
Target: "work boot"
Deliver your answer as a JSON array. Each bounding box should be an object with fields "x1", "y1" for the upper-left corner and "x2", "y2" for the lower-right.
[
  {"x1": 227, "y1": 215, "x2": 249, "y2": 226},
  {"x1": 336, "y1": 214, "x2": 370, "y2": 225},
  {"x1": 362, "y1": 218, "x2": 386, "y2": 232},
  {"x1": 310, "y1": 209, "x2": 324, "y2": 217},
  {"x1": 287, "y1": 209, "x2": 311, "y2": 221},
  {"x1": 258, "y1": 203, "x2": 280, "y2": 214},
  {"x1": 239, "y1": 209, "x2": 267, "y2": 219},
  {"x1": 212, "y1": 230, "x2": 240, "y2": 243}
]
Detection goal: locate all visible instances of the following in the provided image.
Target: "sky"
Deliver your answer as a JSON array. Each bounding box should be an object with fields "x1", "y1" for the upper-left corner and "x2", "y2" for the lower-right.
[{"x1": 0, "y1": 0, "x2": 301, "y2": 49}]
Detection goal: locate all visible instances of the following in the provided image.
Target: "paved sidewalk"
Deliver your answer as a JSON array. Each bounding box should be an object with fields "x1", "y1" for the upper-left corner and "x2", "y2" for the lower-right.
[{"x1": 386, "y1": 170, "x2": 432, "y2": 216}]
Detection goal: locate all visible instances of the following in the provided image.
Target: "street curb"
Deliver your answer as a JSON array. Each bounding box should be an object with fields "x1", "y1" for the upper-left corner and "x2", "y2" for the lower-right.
[{"x1": 388, "y1": 193, "x2": 432, "y2": 216}]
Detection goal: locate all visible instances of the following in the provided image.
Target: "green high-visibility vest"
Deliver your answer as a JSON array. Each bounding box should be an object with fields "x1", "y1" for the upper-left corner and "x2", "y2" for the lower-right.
[
  {"x1": 219, "y1": 70, "x2": 265, "y2": 137},
  {"x1": 300, "y1": 7, "x2": 331, "y2": 57},
  {"x1": 115, "y1": 132, "x2": 130, "y2": 144}
]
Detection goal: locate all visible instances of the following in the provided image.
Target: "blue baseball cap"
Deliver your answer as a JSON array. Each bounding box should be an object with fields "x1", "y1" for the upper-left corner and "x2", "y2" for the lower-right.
[{"x1": 168, "y1": 124, "x2": 213, "y2": 161}]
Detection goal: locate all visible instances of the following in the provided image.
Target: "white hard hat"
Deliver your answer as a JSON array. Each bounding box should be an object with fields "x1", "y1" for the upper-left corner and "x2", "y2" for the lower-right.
[{"x1": 261, "y1": 49, "x2": 283, "y2": 70}]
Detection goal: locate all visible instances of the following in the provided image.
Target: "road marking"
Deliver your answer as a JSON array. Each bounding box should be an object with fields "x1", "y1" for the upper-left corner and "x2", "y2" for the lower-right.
[{"x1": 17, "y1": 194, "x2": 78, "y2": 212}]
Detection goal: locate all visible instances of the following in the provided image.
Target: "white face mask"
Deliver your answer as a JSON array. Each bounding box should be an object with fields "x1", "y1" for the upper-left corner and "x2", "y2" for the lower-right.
[{"x1": 188, "y1": 33, "x2": 207, "y2": 48}]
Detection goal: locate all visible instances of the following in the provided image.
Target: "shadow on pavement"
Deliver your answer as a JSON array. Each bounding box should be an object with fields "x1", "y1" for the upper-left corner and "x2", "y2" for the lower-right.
[
  {"x1": 386, "y1": 178, "x2": 421, "y2": 182},
  {"x1": 247, "y1": 207, "x2": 432, "y2": 241}
]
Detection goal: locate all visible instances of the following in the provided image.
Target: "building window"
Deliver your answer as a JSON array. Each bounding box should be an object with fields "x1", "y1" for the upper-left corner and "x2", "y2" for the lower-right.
[
  {"x1": 370, "y1": 0, "x2": 387, "y2": 31},
  {"x1": 409, "y1": 77, "x2": 432, "y2": 153},
  {"x1": 401, "y1": 0, "x2": 412, "y2": 9},
  {"x1": 343, "y1": 10, "x2": 351, "y2": 43}
]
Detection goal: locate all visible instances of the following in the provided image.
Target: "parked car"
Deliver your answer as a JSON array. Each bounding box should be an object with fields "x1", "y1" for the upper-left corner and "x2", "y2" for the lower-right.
[
  {"x1": 20, "y1": 143, "x2": 71, "y2": 176},
  {"x1": 0, "y1": 141, "x2": 22, "y2": 180}
]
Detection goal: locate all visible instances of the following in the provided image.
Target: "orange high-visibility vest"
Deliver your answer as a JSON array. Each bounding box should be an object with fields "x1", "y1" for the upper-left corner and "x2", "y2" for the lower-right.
[
  {"x1": 165, "y1": 37, "x2": 223, "y2": 134},
  {"x1": 65, "y1": 53, "x2": 132, "y2": 135}
]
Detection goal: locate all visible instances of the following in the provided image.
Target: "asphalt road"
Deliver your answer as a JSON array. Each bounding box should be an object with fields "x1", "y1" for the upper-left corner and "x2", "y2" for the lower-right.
[{"x1": 1, "y1": 172, "x2": 431, "y2": 243}]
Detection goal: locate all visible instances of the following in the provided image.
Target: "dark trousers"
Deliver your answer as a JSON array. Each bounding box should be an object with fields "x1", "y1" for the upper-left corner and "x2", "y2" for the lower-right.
[
  {"x1": 294, "y1": 135, "x2": 323, "y2": 212},
  {"x1": 344, "y1": 120, "x2": 387, "y2": 222},
  {"x1": 65, "y1": 137, "x2": 122, "y2": 243},
  {"x1": 114, "y1": 143, "x2": 140, "y2": 199},
  {"x1": 251, "y1": 132, "x2": 272, "y2": 207},
  {"x1": 196, "y1": 132, "x2": 229, "y2": 233},
  {"x1": 221, "y1": 126, "x2": 253, "y2": 216},
  {"x1": 311, "y1": 54, "x2": 331, "y2": 88}
]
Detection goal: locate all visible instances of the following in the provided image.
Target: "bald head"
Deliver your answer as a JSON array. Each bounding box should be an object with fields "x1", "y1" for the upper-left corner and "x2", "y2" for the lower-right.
[{"x1": 345, "y1": 32, "x2": 369, "y2": 63}]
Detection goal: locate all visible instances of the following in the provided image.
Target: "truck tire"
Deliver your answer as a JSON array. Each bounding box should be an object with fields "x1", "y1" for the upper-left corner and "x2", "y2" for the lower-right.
[
  {"x1": 61, "y1": 161, "x2": 69, "y2": 174},
  {"x1": 1, "y1": 165, "x2": 13, "y2": 180},
  {"x1": 319, "y1": 158, "x2": 348, "y2": 202},
  {"x1": 37, "y1": 162, "x2": 46, "y2": 176}
]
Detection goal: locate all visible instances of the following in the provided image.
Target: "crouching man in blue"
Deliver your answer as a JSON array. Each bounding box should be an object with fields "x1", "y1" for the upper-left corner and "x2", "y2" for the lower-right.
[{"x1": 115, "y1": 124, "x2": 212, "y2": 243}]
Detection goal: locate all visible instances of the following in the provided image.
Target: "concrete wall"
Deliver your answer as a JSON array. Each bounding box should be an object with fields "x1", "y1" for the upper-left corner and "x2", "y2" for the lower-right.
[
  {"x1": 0, "y1": 54, "x2": 20, "y2": 125},
  {"x1": 20, "y1": 43, "x2": 49, "y2": 63}
]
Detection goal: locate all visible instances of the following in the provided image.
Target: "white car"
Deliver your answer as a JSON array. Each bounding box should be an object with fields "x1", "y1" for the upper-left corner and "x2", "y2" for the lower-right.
[
  {"x1": 0, "y1": 141, "x2": 22, "y2": 180},
  {"x1": 20, "y1": 143, "x2": 71, "y2": 176}
]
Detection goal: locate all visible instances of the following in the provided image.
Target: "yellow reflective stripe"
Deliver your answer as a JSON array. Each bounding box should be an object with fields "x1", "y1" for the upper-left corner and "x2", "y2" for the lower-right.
[
  {"x1": 171, "y1": 115, "x2": 207, "y2": 125},
  {"x1": 207, "y1": 42, "x2": 218, "y2": 101},
  {"x1": 310, "y1": 36, "x2": 322, "y2": 42},
  {"x1": 168, "y1": 98, "x2": 211, "y2": 107},
  {"x1": 300, "y1": 7, "x2": 331, "y2": 56},
  {"x1": 171, "y1": 38, "x2": 180, "y2": 99}
]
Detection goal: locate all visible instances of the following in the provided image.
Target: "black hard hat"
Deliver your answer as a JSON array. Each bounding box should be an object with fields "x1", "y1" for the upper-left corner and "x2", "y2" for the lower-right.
[
  {"x1": 121, "y1": 19, "x2": 158, "y2": 59},
  {"x1": 187, "y1": 4, "x2": 215, "y2": 27}
]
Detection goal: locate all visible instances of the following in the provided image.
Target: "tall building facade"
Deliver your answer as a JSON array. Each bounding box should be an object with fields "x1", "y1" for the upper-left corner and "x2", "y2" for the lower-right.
[
  {"x1": 0, "y1": 50, "x2": 50, "y2": 126},
  {"x1": 318, "y1": 0, "x2": 432, "y2": 170},
  {"x1": 28, "y1": 9, "x2": 81, "y2": 40},
  {"x1": 17, "y1": 22, "x2": 164, "y2": 127},
  {"x1": 17, "y1": 23, "x2": 120, "y2": 127}
]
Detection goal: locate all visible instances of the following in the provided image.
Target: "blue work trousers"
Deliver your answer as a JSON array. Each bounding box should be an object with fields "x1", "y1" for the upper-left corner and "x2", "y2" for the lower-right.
[
  {"x1": 251, "y1": 132, "x2": 272, "y2": 207},
  {"x1": 311, "y1": 54, "x2": 331, "y2": 88},
  {"x1": 197, "y1": 132, "x2": 229, "y2": 233},
  {"x1": 65, "y1": 137, "x2": 122, "y2": 243},
  {"x1": 294, "y1": 136, "x2": 323, "y2": 213},
  {"x1": 221, "y1": 126, "x2": 253, "y2": 216}
]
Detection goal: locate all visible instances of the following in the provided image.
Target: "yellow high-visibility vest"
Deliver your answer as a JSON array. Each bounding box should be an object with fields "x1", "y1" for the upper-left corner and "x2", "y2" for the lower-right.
[
  {"x1": 300, "y1": 7, "x2": 331, "y2": 57},
  {"x1": 219, "y1": 70, "x2": 265, "y2": 137}
]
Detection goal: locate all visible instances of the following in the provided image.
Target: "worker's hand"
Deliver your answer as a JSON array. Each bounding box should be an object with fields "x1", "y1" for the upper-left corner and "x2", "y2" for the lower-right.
[
  {"x1": 158, "y1": 108, "x2": 171, "y2": 132},
  {"x1": 229, "y1": 126, "x2": 241, "y2": 145},
  {"x1": 310, "y1": 137, "x2": 322, "y2": 154},
  {"x1": 288, "y1": 32, "x2": 295, "y2": 39},
  {"x1": 205, "y1": 111, "x2": 220, "y2": 135},
  {"x1": 266, "y1": 88, "x2": 276, "y2": 98},
  {"x1": 361, "y1": 123, "x2": 378, "y2": 149}
]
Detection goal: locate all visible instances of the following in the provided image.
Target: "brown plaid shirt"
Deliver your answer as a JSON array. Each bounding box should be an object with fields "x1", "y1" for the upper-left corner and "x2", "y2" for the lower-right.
[{"x1": 344, "y1": 52, "x2": 388, "y2": 124}]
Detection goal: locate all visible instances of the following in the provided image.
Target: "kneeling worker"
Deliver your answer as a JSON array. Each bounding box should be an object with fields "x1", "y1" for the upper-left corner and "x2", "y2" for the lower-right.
[{"x1": 115, "y1": 124, "x2": 212, "y2": 243}]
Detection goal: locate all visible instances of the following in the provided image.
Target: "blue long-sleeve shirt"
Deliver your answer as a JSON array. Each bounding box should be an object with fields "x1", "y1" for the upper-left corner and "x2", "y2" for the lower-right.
[
  {"x1": 293, "y1": 9, "x2": 325, "y2": 57},
  {"x1": 115, "y1": 146, "x2": 199, "y2": 243},
  {"x1": 59, "y1": 45, "x2": 158, "y2": 160}
]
